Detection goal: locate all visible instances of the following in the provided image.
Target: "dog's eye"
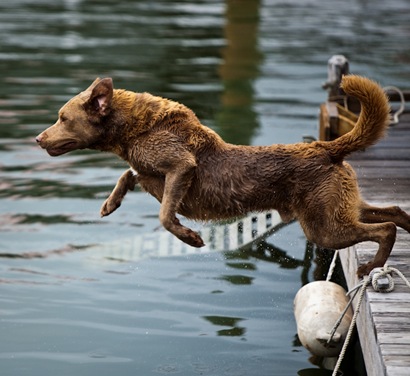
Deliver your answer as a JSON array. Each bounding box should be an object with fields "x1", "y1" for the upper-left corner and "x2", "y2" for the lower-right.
[{"x1": 60, "y1": 115, "x2": 68, "y2": 123}]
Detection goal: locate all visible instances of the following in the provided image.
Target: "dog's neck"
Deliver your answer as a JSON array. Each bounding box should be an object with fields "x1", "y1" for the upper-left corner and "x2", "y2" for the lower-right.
[
  {"x1": 88, "y1": 91, "x2": 140, "y2": 152},
  {"x1": 91, "y1": 89, "x2": 198, "y2": 161}
]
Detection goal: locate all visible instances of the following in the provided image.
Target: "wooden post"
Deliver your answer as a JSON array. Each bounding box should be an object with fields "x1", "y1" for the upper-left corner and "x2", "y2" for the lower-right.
[
  {"x1": 319, "y1": 55, "x2": 361, "y2": 141},
  {"x1": 322, "y1": 55, "x2": 349, "y2": 99}
]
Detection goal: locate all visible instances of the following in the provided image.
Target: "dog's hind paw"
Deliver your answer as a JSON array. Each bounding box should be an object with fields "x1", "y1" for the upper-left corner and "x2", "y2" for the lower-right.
[{"x1": 357, "y1": 262, "x2": 377, "y2": 278}]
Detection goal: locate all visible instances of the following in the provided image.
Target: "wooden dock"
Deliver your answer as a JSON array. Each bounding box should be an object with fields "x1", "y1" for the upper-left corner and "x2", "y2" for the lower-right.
[
  {"x1": 320, "y1": 57, "x2": 410, "y2": 376},
  {"x1": 339, "y1": 109, "x2": 410, "y2": 376}
]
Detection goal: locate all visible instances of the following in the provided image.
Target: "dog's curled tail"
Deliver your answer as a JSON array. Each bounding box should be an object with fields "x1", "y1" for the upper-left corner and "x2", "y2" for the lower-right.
[{"x1": 324, "y1": 75, "x2": 390, "y2": 163}]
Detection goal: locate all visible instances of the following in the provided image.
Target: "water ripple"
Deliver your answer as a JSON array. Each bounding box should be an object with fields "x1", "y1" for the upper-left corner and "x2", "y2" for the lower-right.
[{"x1": 0, "y1": 351, "x2": 133, "y2": 364}]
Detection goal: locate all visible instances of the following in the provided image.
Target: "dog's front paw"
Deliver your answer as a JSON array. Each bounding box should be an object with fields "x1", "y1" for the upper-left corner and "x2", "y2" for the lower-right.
[
  {"x1": 179, "y1": 229, "x2": 205, "y2": 248},
  {"x1": 100, "y1": 197, "x2": 121, "y2": 217}
]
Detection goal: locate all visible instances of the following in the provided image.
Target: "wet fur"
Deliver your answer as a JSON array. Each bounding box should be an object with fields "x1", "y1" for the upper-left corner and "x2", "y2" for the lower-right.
[{"x1": 36, "y1": 75, "x2": 410, "y2": 276}]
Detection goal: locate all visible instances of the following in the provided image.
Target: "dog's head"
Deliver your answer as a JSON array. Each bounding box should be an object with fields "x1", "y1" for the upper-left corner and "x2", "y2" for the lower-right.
[{"x1": 36, "y1": 77, "x2": 113, "y2": 156}]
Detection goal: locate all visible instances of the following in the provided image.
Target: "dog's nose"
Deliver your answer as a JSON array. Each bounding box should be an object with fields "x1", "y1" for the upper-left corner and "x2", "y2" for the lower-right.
[{"x1": 35, "y1": 135, "x2": 42, "y2": 143}]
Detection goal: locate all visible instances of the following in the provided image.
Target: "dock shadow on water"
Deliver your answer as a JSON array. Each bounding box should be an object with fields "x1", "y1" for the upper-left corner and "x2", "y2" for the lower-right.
[{"x1": 1, "y1": 0, "x2": 408, "y2": 375}]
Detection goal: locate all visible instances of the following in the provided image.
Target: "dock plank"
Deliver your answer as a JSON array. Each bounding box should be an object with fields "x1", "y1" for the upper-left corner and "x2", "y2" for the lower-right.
[
  {"x1": 385, "y1": 367, "x2": 410, "y2": 376},
  {"x1": 338, "y1": 109, "x2": 410, "y2": 376}
]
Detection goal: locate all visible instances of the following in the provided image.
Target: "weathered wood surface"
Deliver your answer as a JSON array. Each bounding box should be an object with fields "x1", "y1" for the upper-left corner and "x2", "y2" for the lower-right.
[{"x1": 339, "y1": 111, "x2": 410, "y2": 376}]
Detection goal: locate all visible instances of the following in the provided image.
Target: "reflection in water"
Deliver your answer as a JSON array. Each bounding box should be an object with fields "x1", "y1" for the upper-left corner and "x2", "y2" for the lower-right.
[
  {"x1": 0, "y1": 209, "x2": 327, "y2": 289},
  {"x1": 217, "y1": 0, "x2": 262, "y2": 144},
  {"x1": 242, "y1": 240, "x2": 305, "y2": 269},
  {"x1": 8, "y1": 213, "x2": 80, "y2": 225},
  {"x1": 223, "y1": 238, "x2": 325, "y2": 287},
  {"x1": 217, "y1": 274, "x2": 254, "y2": 285},
  {"x1": 224, "y1": 239, "x2": 334, "y2": 286},
  {"x1": 225, "y1": 261, "x2": 256, "y2": 271},
  {"x1": 0, "y1": 244, "x2": 88, "y2": 260},
  {"x1": 0, "y1": 177, "x2": 110, "y2": 199},
  {"x1": 203, "y1": 315, "x2": 246, "y2": 337}
]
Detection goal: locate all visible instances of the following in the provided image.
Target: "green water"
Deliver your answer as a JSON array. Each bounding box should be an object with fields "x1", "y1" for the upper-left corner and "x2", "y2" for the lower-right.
[{"x1": 1, "y1": 0, "x2": 409, "y2": 375}]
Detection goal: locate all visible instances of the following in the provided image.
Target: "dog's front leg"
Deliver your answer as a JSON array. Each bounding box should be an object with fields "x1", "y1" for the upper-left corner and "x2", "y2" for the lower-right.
[
  {"x1": 133, "y1": 130, "x2": 205, "y2": 247},
  {"x1": 159, "y1": 163, "x2": 204, "y2": 248},
  {"x1": 100, "y1": 169, "x2": 138, "y2": 217},
  {"x1": 155, "y1": 154, "x2": 204, "y2": 247}
]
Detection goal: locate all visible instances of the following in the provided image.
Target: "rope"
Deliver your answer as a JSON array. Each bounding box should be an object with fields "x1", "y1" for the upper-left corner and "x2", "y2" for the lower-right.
[
  {"x1": 332, "y1": 275, "x2": 370, "y2": 376},
  {"x1": 326, "y1": 250, "x2": 339, "y2": 281},
  {"x1": 327, "y1": 287, "x2": 359, "y2": 344},
  {"x1": 369, "y1": 265, "x2": 394, "y2": 293},
  {"x1": 383, "y1": 85, "x2": 406, "y2": 125},
  {"x1": 390, "y1": 267, "x2": 410, "y2": 289},
  {"x1": 331, "y1": 264, "x2": 410, "y2": 376}
]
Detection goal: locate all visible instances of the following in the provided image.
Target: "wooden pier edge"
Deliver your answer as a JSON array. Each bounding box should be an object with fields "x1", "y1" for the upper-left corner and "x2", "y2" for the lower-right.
[
  {"x1": 338, "y1": 246, "x2": 386, "y2": 376},
  {"x1": 339, "y1": 240, "x2": 410, "y2": 376}
]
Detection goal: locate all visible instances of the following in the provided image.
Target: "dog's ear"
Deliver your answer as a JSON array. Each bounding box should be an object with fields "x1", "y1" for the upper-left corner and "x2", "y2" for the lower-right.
[
  {"x1": 85, "y1": 77, "x2": 102, "y2": 91},
  {"x1": 88, "y1": 78, "x2": 113, "y2": 117}
]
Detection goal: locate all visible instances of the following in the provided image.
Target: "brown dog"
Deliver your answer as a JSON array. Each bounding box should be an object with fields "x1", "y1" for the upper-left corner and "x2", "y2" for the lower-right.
[{"x1": 36, "y1": 75, "x2": 410, "y2": 276}]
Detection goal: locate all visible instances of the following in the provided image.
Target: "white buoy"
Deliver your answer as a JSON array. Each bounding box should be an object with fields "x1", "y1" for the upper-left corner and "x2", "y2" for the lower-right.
[{"x1": 294, "y1": 280, "x2": 353, "y2": 357}]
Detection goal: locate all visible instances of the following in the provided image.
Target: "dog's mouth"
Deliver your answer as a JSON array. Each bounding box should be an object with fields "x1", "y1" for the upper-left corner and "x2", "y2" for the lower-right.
[{"x1": 46, "y1": 141, "x2": 78, "y2": 157}]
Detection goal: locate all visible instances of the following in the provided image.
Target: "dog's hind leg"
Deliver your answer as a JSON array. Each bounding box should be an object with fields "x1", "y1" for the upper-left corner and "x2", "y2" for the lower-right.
[
  {"x1": 353, "y1": 221, "x2": 397, "y2": 277},
  {"x1": 302, "y1": 218, "x2": 397, "y2": 277},
  {"x1": 100, "y1": 169, "x2": 138, "y2": 217},
  {"x1": 359, "y1": 201, "x2": 410, "y2": 232}
]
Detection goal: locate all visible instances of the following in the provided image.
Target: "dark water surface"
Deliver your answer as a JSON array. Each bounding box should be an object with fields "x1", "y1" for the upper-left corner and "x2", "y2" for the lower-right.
[{"x1": 1, "y1": 1, "x2": 409, "y2": 375}]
